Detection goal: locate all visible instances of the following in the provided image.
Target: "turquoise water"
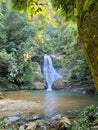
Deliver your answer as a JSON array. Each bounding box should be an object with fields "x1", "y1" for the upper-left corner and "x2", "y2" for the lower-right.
[{"x1": 4, "y1": 90, "x2": 98, "y2": 115}]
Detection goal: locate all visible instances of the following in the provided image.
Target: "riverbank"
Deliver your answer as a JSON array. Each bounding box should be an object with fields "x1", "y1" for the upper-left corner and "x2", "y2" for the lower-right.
[
  {"x1": 0, "y1": 98, "x2": 43, "y2": 119},
  {"x1": 0, "y1": 104, "x2": 98, "y2": 130}
]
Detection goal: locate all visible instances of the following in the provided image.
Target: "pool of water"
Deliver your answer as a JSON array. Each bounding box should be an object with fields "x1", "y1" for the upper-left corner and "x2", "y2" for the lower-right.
[{"x1": 3, "y1": 90, "x2": 98, "y2": 116}]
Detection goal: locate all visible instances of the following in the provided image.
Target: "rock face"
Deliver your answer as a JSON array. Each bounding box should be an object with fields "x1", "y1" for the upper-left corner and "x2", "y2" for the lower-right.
[
  {"x1": 33, "y1": 82, "x2": 46, "y2": 90},
  {"x1": 0, "y1": 92, "x2": 4, "y2": 99},
  {"x1": 52, "y1": 78, "x2": 65, "y2": 90},
  {"x1": 77, "y1": 1, "x2": 98, "y2": 89},
  {"x1": 30, "y1": 62, "x2": 46, "y2": 90}
]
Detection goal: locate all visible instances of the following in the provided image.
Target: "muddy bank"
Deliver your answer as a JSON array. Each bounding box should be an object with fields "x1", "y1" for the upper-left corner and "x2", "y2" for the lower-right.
[{"x1": 0, "y1": 99, "x2": 43, "y2": 119}]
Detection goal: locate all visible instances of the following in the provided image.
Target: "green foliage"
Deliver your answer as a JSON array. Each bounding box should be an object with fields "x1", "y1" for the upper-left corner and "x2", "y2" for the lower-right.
[
  {"x1": 71, "y1": 105, "x2": 98, "y2": 130},
  {"x1": 0, "y1": 0, "x2": 95, "y2": 91},
  {"x1": 0, "y1": 2, "x2": 40, "y2": 89},
  {"x1": 0, "y1": 120, "x2": 18, "y2": 129},
  {"x1": 0, "y1": 49, "x2": 17, "y2": 77},
  {"x1": 46, "y1": 19, "x2": 93, "y2": 89},
  {"x1": 11, "y1": 0, "x2": 46, "y2": 18},
  {"x1": 0, "y1": 121, "x2": 5, "y2": 129},
  {"x1": 51, "y1": 0, "x2": 96, "y2": 21},
  {"x1": 83, "y1": 0, "x2": 95, "y2": 12},
  {"x1": 81, "y1": 105, "x2": 97, "y2": 119},
  {"x1": 51, "y1": 0, "x2": 76, "y2": 19},
  {"x1": 0, "y1": 0, "x2": 55, "y2": 90}
]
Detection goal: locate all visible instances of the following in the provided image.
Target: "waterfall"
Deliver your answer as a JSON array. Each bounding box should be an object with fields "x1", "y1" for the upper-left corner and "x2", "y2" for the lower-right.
[{"x1": 43, "y1": 54, "x2": 62, "y2": 91}]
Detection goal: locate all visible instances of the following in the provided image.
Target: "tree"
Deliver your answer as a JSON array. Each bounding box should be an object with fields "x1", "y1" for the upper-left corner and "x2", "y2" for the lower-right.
[
  {"x1": 76, "y1": 1, "x2": 98, "y2": 90},
  {"x1": 51, "y1": 0, "x2": 98, "y2": 90},
  {"x1": 0, "y1": 1, "x2": 38, "y2": 88}
]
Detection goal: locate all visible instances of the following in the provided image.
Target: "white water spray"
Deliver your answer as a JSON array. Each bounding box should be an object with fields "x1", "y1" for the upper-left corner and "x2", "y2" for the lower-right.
[{"x1": 43, "y1": 54, "x2": 62, "y2": 91}]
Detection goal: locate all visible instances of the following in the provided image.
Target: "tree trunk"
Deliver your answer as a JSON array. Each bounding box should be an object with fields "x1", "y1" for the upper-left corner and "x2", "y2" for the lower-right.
[{"x1": 77, "y1": 1, "x2": 98, "y2": 89}]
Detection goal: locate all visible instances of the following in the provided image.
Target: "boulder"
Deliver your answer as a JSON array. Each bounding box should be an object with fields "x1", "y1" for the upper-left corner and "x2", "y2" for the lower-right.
[
  {"x1": 25, "y1": 120, "x2": 47, "y2": 130},
  {"x1": 26, "y1": 122, "x2": 37, "y2": 130},
  {"x1": 57, "y1": 117, "x2": 71, "y2": 130},
  {"x1": 33, "y1": 82, "x2": 46, "y2": 90},
  {"x1": 52, "y1": 78, "x2": 65, "y2": 90},
  {"x1": 19, "y1": 125, "x2": 25, "y2": 130},
  {"x1": 36, "y1": 120, "x2": 47, "y2": 130}
]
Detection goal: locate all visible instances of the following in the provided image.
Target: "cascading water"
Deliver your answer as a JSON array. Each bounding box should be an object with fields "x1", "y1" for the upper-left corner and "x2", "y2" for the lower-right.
[{"x1": 43, "y1": 54, "x2": 62, "y2": 91}]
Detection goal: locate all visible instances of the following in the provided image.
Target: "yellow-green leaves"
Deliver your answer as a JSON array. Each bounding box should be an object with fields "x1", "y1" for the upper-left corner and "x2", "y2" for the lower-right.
[{"x1": 11, "y1": 0, "x2": 46, "y2": 18}]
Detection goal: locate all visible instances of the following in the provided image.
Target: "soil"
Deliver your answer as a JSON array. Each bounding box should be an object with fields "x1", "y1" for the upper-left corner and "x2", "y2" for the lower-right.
[{"x1": 0, "y1": 98, "x2": 43, "y2": 119}]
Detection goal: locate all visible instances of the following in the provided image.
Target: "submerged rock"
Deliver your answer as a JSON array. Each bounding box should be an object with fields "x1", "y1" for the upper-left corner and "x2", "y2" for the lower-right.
[{"x1": 4, "y1": 116, "x2": 20, "y2": 125}]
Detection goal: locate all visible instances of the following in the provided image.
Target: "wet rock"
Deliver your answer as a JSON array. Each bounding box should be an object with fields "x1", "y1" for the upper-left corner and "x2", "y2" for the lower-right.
[
  {"x1": 21, "y1": 115, "x2": 40, "y2": 122},
  {"x1": 48, "y1": 119, "x2": 57, "y2": 127},
  {"x1": 4, "y1": 116, "x2": 20, "y2": 125},
  {"x1": 19, "y1": 125, "x2": 25, "y2": 130},
  {"x1": 57, "y1": 117, "x2": 71, "y2": 130},
  {"x1": 26, "y1": 122, "x2": 37, "y2": 130},
  {"x1": 19, "y1": 120, "x2": 48, "y2": 130},
  {"x1": 52, "y1": 78, "x2": 65, "y2": 90},
  {"x1": 69, "y1": 87, "x2": 86, "y2": 94},
  {"x1": 51, "y1": 114, "x2": 62, "y2": 120},
  {"x1": 21, "y1": 116, "x2": 34, "y2": 122},
  {"x1": 38, "y1": 126, "x2": 46, "y2": 130},
  {"x1": 36, "y1": 120, "x2": 47, "y2": 130},
  {"x1": 33, "y1": 115, "x2": 40, "y2": 120}
]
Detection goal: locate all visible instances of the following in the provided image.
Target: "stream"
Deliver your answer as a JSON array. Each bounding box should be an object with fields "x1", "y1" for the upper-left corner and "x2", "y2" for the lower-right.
[{"x1": 3, "y1": 90, "x2": 98, "y2": 117}]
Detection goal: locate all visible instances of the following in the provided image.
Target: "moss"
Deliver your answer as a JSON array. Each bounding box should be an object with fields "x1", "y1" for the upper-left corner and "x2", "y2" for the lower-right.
[{"x1": 77, "y1": 1, "x2": 98, "y2": 89}]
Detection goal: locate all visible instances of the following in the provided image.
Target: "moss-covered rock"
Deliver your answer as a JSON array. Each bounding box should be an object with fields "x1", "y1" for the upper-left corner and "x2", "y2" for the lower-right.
[
  {"x1": 29, "y1": 62, "x2": 46, "y2": 90},
  {"x1": 52, "y1": 78, "x2": 65, "y2": 90},
  {"x1": 77, "y1": 1, "x2": 98, "y2": 89},
  {"x1": 32, "y1": 82, "x2": 46, "y2": 90}
]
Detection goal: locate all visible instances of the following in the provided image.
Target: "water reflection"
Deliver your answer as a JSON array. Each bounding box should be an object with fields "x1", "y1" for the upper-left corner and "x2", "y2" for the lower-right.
[{"x1": 44, "y1": 91, "x2": 58, "y2": 115}]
